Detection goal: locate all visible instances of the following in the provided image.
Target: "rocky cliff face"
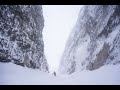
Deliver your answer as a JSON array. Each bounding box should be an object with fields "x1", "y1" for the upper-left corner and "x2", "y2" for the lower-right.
[
  {"x1": 0, "y1": 5, "x2": 49, "y2": 72},
  {"x1": 59, "y1": 5, "x2": 120, "y2": 74}
]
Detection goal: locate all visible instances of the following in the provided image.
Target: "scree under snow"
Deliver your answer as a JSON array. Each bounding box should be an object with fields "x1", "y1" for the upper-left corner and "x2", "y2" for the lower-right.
[{"x1": 0, "y1": 62, "x2": 120, "y2": 85}]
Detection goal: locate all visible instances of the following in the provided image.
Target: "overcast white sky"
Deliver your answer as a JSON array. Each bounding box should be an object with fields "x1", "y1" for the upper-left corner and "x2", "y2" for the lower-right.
[{"x1": 42, "y1": 5, "x2": 83, "y2": 72}]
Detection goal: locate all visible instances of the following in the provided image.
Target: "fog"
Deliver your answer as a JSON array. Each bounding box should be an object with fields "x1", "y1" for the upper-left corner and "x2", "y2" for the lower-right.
[{"x1": 43, "y1": 5, "x2": 83, "y2": 72}]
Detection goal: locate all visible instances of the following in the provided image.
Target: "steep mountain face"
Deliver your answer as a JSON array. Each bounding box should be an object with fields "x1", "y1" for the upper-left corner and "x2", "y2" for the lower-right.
[
  {"x1": 0, "y1": 5, "x2": 49, "y2": 72},
  {"x1": 59, "y1": 5, "x2": 120, "y2": 74}
]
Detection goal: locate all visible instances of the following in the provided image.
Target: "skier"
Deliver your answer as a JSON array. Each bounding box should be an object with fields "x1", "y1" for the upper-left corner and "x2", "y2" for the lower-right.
[{"x1": 53, "y1": 71, "x2": 56, "y2": 76}]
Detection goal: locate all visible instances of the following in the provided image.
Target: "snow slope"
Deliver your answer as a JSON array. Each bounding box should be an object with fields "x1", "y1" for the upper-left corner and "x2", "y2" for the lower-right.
[{"x1": 0, "y1": 62, "x2": 120, "y2": 85}]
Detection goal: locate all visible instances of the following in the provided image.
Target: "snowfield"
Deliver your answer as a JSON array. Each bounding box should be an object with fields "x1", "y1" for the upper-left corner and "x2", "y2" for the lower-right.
[{"x1": 0, "y1": 62, "x2": 120, "y2": 85}]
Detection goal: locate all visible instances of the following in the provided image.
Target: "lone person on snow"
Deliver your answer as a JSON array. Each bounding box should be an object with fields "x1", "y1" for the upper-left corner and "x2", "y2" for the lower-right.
[{"x1": 53, "y1": 71, "x2": 56, "y2": 76}]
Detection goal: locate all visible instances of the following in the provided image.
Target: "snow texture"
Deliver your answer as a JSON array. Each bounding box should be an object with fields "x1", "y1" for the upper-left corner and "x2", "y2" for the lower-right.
[{"x1": 0, "y1": 62, "x2": 120, "y2": 85}]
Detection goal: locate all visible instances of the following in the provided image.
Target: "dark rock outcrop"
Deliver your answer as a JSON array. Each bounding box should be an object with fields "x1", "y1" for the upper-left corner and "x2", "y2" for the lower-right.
[{"x1": 0, "y1": 5, "x2": 49, "y2": 72}]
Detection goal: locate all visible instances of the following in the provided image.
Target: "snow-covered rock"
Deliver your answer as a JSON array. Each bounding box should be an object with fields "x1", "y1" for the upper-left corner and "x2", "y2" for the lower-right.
[
  {"x1": 0, "y1": 5, "x2": 49, "y2": 72},
  {"x1": 59, "y1": 5, "x2": 120, "y2": 74}
]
